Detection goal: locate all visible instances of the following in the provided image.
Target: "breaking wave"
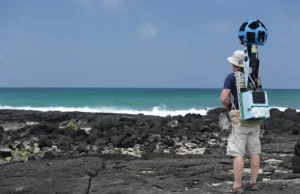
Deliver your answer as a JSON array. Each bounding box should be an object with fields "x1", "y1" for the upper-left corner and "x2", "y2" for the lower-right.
[{"x1": 0, "y1": 105, "x2": 297, "y2": 117}]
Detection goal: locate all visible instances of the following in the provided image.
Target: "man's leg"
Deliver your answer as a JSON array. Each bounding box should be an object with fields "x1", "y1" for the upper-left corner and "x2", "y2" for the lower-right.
[
  {"x1": 246, "y1": 124, "x2": 261, "y2": 187},
  {"x1": 233, "y1": 155, "x2": 245, "y2": 188},
  {"x1": 249, "y1": 154, "x2": 260, "y2": 184},
  {"x1": 227, "y1": 124, "x2": 248, "y2": 189}
]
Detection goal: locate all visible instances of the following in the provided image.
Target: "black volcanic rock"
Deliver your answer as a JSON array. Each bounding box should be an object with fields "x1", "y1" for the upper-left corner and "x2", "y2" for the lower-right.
[
  {"x1": 282, "y1": 108, "x2": 300, "y2": 122},
  {"x1": 0, "y1": 108, "x2": 299, "y2": 193}
]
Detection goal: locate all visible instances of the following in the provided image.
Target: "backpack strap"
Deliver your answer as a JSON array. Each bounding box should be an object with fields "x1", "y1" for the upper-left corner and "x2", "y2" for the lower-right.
[
  {"x1": 230, "y1": 93, "x2": 237, "y2": 110},
  {"x1": 230, "y1": 72, "x2": 237, "y2": 111}
]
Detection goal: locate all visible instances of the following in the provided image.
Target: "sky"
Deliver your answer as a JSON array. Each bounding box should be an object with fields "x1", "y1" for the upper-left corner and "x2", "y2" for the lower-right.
[{"x1": 0, "y1": 0, "x2": 299, "y2": 88}]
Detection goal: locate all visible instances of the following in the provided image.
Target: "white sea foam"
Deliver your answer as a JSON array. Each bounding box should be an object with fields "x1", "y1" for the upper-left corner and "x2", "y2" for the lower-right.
[
  {"x1": 0, "y1": 105, "x2": 210, "y2": 117},
  {"x1": 0, "y1": 105, "x2": 298, "y2": 117}
]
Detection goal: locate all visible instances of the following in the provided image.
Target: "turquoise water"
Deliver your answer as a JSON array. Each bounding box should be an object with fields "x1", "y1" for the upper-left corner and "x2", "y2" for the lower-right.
[{"x1": 0, "y1": 88, "x2": 299, "y2": 116}]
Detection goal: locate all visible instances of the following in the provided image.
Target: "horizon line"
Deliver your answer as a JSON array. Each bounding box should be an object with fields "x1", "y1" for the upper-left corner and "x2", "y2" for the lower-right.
[{"x1": 0, "y1": 86, "x2": 299, "y2": 90}]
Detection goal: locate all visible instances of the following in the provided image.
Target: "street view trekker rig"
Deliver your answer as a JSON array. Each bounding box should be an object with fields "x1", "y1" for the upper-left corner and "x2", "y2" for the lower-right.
[{"x1": 236, "y1": 19, "x2": 270, "y2": 122}]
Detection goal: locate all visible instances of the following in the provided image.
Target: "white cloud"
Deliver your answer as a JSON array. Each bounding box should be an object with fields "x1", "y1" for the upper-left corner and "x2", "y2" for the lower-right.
[
  {"x1": 207, "y1": 20, "x2": 232, "y2": 33},
  {"x1": 78, "y1": 0, "x2": 90, "y2": 7},
  {"x1": 100, "y1": 0, "x2": 126, "y2": 10},
  {"x1": 138, "y1": 23, "x2": 159, "y2": 39},
  {"x1": 78, "y1": 0, "x2": 126, "y2": 10}
]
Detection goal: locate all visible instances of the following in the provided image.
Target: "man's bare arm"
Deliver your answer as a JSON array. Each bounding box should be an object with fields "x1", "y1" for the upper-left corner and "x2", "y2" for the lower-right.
[{"x1": 220, "y1": 89, "x2": 231, "y2": 110}]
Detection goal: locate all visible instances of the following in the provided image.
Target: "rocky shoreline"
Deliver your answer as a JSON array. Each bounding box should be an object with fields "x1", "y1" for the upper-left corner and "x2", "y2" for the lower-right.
[{"x1": 0, "y1": 107, "x2": 300, "y2": 194}]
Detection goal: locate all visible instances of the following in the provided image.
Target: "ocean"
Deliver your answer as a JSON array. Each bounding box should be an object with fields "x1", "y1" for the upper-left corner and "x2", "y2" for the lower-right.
[{"x1": 0, "y1": 88, "x2": 299, "y2": 117}]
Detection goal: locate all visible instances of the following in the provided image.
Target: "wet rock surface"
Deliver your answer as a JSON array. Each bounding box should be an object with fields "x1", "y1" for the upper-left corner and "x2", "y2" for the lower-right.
[{"x1": 0, "y1": 108, "x2": 299, "y2": 194}]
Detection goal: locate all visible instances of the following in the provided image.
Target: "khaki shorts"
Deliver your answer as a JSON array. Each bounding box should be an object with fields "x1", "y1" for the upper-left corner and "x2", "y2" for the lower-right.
[{"x1": 226, "y1": 123, "x2": 261, "y2": 157}]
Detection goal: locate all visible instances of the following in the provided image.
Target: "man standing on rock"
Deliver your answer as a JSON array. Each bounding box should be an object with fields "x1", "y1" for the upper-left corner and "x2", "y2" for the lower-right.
[{"x1": 220, "y1": 50, "x2": 261, "y2": 193}]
